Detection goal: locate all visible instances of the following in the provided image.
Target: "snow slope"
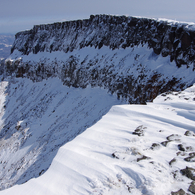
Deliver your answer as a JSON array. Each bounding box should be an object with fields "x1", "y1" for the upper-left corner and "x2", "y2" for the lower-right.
[
  {"x1": 1, "y1": 14, "x2": 195, "y2": 194},
  {"x1": 7, "y1": 45, "x2": 195, "y2": 104},
  {"x1": 1, "y1": 84, "x2": 195, "y2": 195},
  {"x1": 0, "y1": 77, "x2": 121, "y2": 190}
]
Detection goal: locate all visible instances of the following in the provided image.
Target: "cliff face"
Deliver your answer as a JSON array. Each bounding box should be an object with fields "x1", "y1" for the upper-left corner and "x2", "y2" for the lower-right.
[
  {"x1": 0, "y1": 15, "x2": 195, "y2": 191},
  {"x1": 11, "y1": 15, "x2": 195, "y2": 66},
  {"x1": 6, "y1": 15, "x2": 195, "y2": 103}
]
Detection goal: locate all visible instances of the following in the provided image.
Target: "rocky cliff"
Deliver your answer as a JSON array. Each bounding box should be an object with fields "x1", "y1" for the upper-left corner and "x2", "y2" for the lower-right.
[
  {"x1": 5, "y1": 15, "x2": 195, "y2": 103},
  {"x1": 0, "y1": 15, "x2": 195, "y2": 191}
]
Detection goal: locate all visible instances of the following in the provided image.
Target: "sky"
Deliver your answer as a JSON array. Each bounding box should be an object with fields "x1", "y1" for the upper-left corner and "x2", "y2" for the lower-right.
[{"x1": 0, "y1": 0, "x2": 195, "y2": 34}]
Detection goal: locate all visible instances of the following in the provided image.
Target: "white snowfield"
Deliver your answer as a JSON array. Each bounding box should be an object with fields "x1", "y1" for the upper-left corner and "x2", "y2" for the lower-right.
[{"x1": 1, "y1": 83, "x2": 195, "y2": 195}]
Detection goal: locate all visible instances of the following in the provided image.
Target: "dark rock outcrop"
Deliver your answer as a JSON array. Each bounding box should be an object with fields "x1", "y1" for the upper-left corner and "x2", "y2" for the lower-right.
[
  {"x1": 4, "y1": 15, "x2": 195, "y2": 104},
  {"x1": 181, "y1": 167, "x2": 195, "y2": 180},
  {"x1": 189, "y1": 181, "x2": 195, "y2": 194},
  {"x1": 11, "y1": 15, "x2": 195, "y2": 68},
  {"x1": 171, "y1": 189, "x2": 186, "y2": 195}
]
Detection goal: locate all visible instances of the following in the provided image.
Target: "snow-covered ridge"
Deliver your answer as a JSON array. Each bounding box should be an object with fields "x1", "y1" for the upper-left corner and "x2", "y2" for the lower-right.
[
  {"x1": 1, "y1": 83, "x2": 195, "y2": 195},
  {"x1": 11, "y1": 14, "x2": 195, "y2": 68}
]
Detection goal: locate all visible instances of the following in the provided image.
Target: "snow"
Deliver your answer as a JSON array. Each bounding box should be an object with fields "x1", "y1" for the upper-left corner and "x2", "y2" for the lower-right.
[
  {"x1": 1, "y1": 15, "x2": 195, "y2": 194},
  {"x1": 1, "y1": 23, "x2": 195, "y2": 193},
  {"x1": 0, "y1": 81, "x2": 195, "y2": 194},
  {"x1": 8, "y1": 45, "x2": 195, "y2": 88},
  {"x1": 0, "y1": 77, "x2": 122, "y2": 190}
]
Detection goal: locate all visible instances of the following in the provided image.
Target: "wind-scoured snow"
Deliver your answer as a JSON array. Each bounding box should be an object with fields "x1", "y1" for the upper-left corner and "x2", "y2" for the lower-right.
[
  {"x1": 0, "y1": 77, "x2": 121, "y2": 190},
  {"x1": 1, "y1": 83, "x2": 195, "y2": 195},
  {"x1": 6, "y1": 45, "x2": 195, "y2": 104}
]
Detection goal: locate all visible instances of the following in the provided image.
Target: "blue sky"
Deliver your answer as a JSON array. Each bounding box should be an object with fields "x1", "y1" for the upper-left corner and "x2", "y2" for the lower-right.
[{"x1": 0, "y1": 0, "x2": 195, "y2": 34}]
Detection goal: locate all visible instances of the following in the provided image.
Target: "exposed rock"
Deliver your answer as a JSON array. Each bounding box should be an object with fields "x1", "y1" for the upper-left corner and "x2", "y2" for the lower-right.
[
  {"x1": 169, "y1": 158, "x2": 177, "y2": 166},
  {"x1": 126, "y1": 185, "x2": 132, "y2": 193},
  {"x1": 161, "y1": 140, "x2": 172, "y2": 147},
  {"x1": 189, "y1": 181, "x2": 195, "y2": 194},
  {"x1": 178, "y1": 144, "x2": 185, "y2": 151},
  {"x1": 189, "y1": 153, "x2": 195, "y2": 157},
  {"x1": 176, "y1": 151, "x2": 190, "y2": 157},
  {"x1": 159, "y1": 130, "x2": 164, "y2": 132},
  {"x1": 11, "y1": 15, "x2": 195, "y2": 69},
  {"x1": 167, "y1": 134, "x2": 181, "y2": 141},
  {"x1": 181, "y1": 32, "x2": 191, "y2": 50},
  {"x1": 39, "y1": 169, "x2": 45, "y2": 176},
  {"x1": 180, "y1": 167, "x2": 195, "y2": 180},
  {"x1": 186, "y1": 146, "x2": 194, "y2": 152},
  {"x1": 132, "y1": 125, "x2": 145, "y2": 136},
  {"x1": 5, "y1": 15, "x2": 195, "y2": 104},
  {"x1": 112, "y1": 152, "x2": 119, "y2": 159},
  {"x1": 0, "y1": 15, "x2": 195, "y2": 193},
  {"x1": 151, "y1": 143, "x2": 161, "y2": 150},
  {"x1": 171, "y1": 189, "x2": 186, "y2": 195},
  {"x1": 137, "y1": 155, "x2": 151, "y2": 162},
  {"x1": 184, "y1": 131, "x2": 195, "y2": 136},
  {"x1": 184, "y1": 153, "x2": 195, "y2": 162}
]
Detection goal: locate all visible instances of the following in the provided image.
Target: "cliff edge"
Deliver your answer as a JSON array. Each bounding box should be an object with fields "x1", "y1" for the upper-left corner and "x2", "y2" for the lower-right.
[{"x1": 5, "y1": 14, "x2": 195, "y2": 103}]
